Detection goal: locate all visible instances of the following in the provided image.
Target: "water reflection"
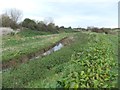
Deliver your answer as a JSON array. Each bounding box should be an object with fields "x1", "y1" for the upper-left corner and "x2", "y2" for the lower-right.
[{"x1": 43, "y1": 43, "x2": 63, "y2": 56}]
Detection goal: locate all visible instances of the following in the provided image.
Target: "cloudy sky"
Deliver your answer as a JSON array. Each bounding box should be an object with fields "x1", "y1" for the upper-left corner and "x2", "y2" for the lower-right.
[{"x1": 0, "y1": 0, "x2": 119, "y2": 28}]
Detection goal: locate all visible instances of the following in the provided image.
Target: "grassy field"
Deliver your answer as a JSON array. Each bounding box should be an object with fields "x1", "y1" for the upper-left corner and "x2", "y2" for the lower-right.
[
  {"x1": 2, "y1": 30, "x2": 118, "y2": 88},
  {"x1": 26, "y1": 33, "x2": 118, "y2": 88},
  {"x1": 2, "y1": 29, "x2": 73, "y2": 63}
]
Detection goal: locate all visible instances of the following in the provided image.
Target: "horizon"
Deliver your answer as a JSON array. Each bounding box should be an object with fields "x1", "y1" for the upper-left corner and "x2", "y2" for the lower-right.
[{"x1": 0, "y1": 0, "x2": 119, "y2": 28}]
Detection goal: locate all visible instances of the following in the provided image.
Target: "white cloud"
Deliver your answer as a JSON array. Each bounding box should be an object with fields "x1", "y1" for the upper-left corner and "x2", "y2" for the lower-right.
[
  {"x1": 0, "y1": 0, "x2": 40, "y2": 13},
  {"x1": 0, "y1": 0, "x2": 118, "y2": 28},
  {"x1": 44, "y1": 0, "x2": 119, "y2": 3},
  {"x1": 55, "y1": 15, "x2": 117, "y2": 28}
]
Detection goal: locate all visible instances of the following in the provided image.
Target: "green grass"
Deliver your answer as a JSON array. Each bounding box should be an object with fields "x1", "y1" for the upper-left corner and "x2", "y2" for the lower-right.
[
  {"x1": 2, "y1": 32, "x2": 88, "y2": 87},
  {"x1": 2, "y1": 29, "x2": 73, "y2": 62},
  {"x1": 25, "y1": 33, "x2": 118, "y2": 88},
  {"x1": 17, "y1": 29, "x2": 53, "y2": 37},
  {"x1": 2, "y1": 31, "x2": 118, "y2": 88}
]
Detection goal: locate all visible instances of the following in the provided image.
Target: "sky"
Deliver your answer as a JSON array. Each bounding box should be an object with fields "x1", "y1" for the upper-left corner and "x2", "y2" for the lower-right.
[{"x1": 0, "y1": 0, "x2": 119, "y2": 28}]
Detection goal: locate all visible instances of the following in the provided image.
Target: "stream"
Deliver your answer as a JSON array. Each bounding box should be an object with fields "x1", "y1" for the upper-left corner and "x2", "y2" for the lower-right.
[
  {"x1": 43, "y1": 43, "x2": 63, "y2": 55},
  {"x1": 1, "y1": 43, "x2": 64, "y2": 73},
  {"x1": 1, "y1": 36, "x2": 74, "y2": 73},
  {"x1": 29, "y1": 43, "x2": 64, "y2": 60}
]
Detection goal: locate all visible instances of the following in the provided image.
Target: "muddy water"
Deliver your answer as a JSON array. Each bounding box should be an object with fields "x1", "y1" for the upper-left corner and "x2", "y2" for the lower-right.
[
  {"x1": 0, "y1": 43, "x2": 64, "y2": 73},
  {"x1": 43, "y1": 43, "x2": 63, "y2": 55},
  {"x1": 1, "y1": 43, "x2": 64, "y2": 72},
  {"x1": 29, "y1": 43, "x2": 64, "y2": 61}
]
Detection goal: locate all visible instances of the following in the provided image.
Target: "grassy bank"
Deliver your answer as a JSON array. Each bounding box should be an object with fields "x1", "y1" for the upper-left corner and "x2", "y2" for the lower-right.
[{"x1": 2, "y1": 29, "x2": 72, "y2": 63}]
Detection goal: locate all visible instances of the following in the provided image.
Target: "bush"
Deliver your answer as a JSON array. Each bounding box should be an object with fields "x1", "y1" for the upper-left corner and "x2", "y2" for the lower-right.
[{"x1": 22, "y1": 18, "x2": 37, "y2": 30}]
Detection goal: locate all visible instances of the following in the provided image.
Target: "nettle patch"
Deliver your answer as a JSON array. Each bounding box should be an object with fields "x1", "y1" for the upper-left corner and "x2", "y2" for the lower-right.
[{"x1": 56, "y1": 35, "x2": 118, "y2": 88}]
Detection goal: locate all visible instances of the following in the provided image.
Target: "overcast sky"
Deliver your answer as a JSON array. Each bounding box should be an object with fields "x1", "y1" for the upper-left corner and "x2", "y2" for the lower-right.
[{"x1": 0, "y1": 0, "x2": 119, "y2": 28}]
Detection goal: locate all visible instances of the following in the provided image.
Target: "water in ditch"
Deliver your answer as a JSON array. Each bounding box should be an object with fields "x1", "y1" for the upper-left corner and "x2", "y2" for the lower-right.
[
  {"x1": 43, "y1": 43, "x2": 63, "y2": 56},
  {"x1": 1, "y1": 43, "x2": 64, "y2": 72}
]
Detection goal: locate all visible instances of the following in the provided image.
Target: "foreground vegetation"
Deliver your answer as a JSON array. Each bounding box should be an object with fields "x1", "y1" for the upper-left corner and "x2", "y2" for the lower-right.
[
  {"x1": 2, "y1": 30, "x2": 118, "y2": 88},
  {"x1": 1, "y1": 8, "x2": 119, "y2": 89},
  {"x1": 26, "y1": 33, "x2": 118, "y2": 88}
]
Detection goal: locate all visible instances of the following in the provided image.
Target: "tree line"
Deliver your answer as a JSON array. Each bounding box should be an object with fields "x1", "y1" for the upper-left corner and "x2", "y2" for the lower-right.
[
  {"x1": 0, "y1": 8, "x2": 72, "y2": 33},
  {"x1": 1, "y1": 8, "x2": 118, "y2": 34}
]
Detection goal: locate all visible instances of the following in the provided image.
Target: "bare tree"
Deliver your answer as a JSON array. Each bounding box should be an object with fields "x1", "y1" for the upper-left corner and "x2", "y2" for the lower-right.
[
  {"x1": 6, "y1": 8, "x2": 23, "y2": 24},
  {"x1": 4, "y1": 8, "x2": 23, "y2": 29}
]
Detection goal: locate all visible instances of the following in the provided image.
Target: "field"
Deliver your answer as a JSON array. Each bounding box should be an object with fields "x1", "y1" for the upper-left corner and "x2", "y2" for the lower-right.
[
  {"x1": 2, "y1": 29, "x2": 71, "y2": 62},
  {"x1": 1, "y1": 29, "x2": 119, "y2": 88}
]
